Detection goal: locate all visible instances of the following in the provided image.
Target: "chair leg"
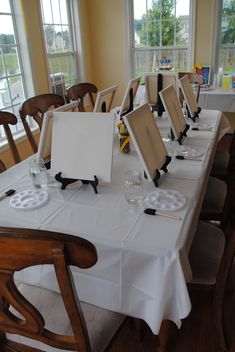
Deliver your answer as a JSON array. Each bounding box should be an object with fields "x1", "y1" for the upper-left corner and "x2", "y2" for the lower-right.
[
  {"x1": 158, "y1": 320, "x2": 177, "y2": 352},
  {"x1": 213, "y1": 244, "x2": 234, "y2": 351}
]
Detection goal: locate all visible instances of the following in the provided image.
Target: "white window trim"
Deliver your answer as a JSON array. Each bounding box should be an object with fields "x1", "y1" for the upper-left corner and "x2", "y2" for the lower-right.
[
  {"x1": 123, "y1": 0, "x2": 196, "y2": 82},
  {"x1": 189, "y1": 0, "x2": 196, "y2": 69},
  {"x1": 72, "y1": 0, "x2": 85, "y2": 81},
  {"x1": 13, "y1": 0, "x2": 35, "y2": 97},
  {"x1": 38, "y1": 0, "x2": 83, "y2": 93},
  {"x1": 211, "y1": 0, "x2": 235, "y2": 76}
]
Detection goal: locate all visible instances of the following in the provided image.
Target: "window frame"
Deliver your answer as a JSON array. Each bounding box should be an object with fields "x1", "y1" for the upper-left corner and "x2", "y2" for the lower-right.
[
  {"x1": 39, "y1": 0, "x2": 82, "y2": 99},
  {"x1": 0, "y1": 0, "x2": 34, "y2": 145},
  {"x1": 212, "y1": 0, "x2": 235, "y2": 75},
  {"x1": 123, "y1": 0, "x2": 195, "y2": 81}
]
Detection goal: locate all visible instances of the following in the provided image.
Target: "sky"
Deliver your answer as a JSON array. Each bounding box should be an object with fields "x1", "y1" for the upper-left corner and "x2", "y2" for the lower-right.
[
  {"x1": 0, "y1": 0, "x2": 190, "y2": 35},
  {"x1": 134, "y1": 0, "x2": 190, "y2": 19}
]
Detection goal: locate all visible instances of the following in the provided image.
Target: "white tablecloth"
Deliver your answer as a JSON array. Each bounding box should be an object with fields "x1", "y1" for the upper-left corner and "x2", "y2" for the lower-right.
[
  {"x1": 199, "y1": 87, "x2": 235, "y2": 112},
  {"x1": 0, "y1": 109, "x2": 223, "y2": 334}
]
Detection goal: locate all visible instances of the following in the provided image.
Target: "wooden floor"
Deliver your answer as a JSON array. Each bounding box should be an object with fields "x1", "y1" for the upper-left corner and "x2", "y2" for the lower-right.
[{"x1": 109, "y1": 260, "x2": 235, "y2": 352}]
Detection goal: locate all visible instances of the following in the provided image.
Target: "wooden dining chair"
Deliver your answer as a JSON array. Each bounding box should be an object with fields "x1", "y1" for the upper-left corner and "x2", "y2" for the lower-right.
[
  {"x1": 179, "y1": 73, "x2": 231, "y2": 184},
  {"x1": 0, "y1": 159, "x2": 6, "y2": 173},
  {"x1": 0, "y1": 111, "x2": 21, "y2": 164},
  {"x1": 66, "y1": 82, "x2": 98, "y2": 111},
  {"x1": 19, "y1": 93, "x2": 65, "y2": 153},
  {"x1": 0, "y1": 227, "x2": 126, "y2": 352},
  {"x1": 188, "y1": 220, "x2": 235, "y2": 351},
  {"x1": 200, "y1": 176, "x2": 230, "y2": 234}
]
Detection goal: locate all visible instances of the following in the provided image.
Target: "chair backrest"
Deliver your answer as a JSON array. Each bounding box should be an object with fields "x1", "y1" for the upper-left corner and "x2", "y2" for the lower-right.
[
  {"x1": 66, "y1": 83, "x2": 98, "y2": 112},
  {"x1": 93, "y1": 85, "x2": 118, "y2": 112},
  {"x1": 0, "y1": 111, "x2": 21, "y2": 164},
  {"x1": 144, "y1": 72, "x2": 177, "y2": 115},
  {"x1": 19, "y1": 93, "x2": 65, "y2": 153},
  {"x1": 0, "y1": 159, "x2": 6, "y2": 173},
  {"x1": 0, "y1": 227, "x2": 97, "y2": 352}
]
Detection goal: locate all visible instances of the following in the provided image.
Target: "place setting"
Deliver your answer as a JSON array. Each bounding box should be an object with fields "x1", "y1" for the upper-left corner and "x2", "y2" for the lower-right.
[{"x1": 123, "y1": 168, "x2": 188, "y2": 220}]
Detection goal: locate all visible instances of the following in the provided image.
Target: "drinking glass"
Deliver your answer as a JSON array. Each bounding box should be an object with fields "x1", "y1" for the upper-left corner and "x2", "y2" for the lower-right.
[
  {"x1": 124, "y1": 170, "x2": 145, "y2": 208},
  {"x1": 29, "y1": 158, "x2": 48, "y2": 188}
]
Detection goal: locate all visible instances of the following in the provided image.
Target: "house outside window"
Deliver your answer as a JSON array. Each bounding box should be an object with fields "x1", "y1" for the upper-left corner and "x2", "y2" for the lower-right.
[
  {"x1": 0, "y1": 0, "x2": 30, "y2": 143},
  {"x1": 126, "y1": 0, "x2": 194, "y2": 78},
  {"x1": 217, "y1": 0, "x2": 235, "y2": 74},
  {"x1": 40, "y1": 0, "x2": 78, "y2": 99}
]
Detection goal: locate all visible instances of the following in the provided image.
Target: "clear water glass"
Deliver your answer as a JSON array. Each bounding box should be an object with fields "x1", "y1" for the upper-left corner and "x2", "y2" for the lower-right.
[
  {"x1": 29, "y1": 158, "x2": 48, "y2": 188},
  {"x1": 124, "y1": 170, "x2": 145, "y2": 208}
]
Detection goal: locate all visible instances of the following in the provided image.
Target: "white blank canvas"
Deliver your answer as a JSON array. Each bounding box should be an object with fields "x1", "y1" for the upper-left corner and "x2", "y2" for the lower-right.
[
  {"x1": 179, "y1": 75, "x2": 198, "y2": 117},
  {"x1": 159, "y1": 85, "x2": 187, "y2": 140},
  {"x1": 124, "y1": 103, "x2": 168, "y2": 182},
  {"x1": 37, "y1": 101, "x2": 79, "y2": 162},
  {"x1": 51, "y1": 112, "x2": 115, "y2": 182}
]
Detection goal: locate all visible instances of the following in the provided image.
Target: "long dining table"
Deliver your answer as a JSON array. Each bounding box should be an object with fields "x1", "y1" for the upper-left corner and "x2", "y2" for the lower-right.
[{"x1": 0, "y1": 108, "x2": 229, "y2": 339}]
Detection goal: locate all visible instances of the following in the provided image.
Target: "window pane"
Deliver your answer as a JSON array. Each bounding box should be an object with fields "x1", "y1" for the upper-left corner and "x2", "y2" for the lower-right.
[
  {"x1": 41, "y1": 0, "x2": 53, "y2": 23},
  {"x1": 176, "y1": 19, "x2": 189, "y2": 45},
  {"x1": 134, "y1": 47, "x2": 187, "y2": 75},
  {"x1": 40, "y1": 0, "x2": 78, "y2": 99},
  {"x1": 4, "y1": 47, "x2": 20, "y2": 75},
  {"x1": 162, "y1": 0, "x2": 175, "y2": 19},
  {"x1": 0, "y1": 78, "x2": 10, "y2": 108},
  {"x1": 218, "y1": 0, "x2": 235, "y2": 72},
  {"x1": 0, "y1": 0, "x2": 27, "y2": 140},
  {"x1": 162, "y1": 20, "x2": 174, "y2": 46},
  {"x1": 62, "y1": 26, "x2": 72, "y2": 51},
  {"x1": 44, "y1": 25, "x2": 56, "y2": 53},
  {"x1": 0, "y1": 15, "x2": 16, "y2": 44},
  {"x1": 132, "y1": 0, "x2": 191, "y2": 74},
  {"x1": 222, "y1": 0, "x2": 235, "y2": 15},
  {"x1": 134, "y1": 0, "x2": 147, "y2": 19},
  {"x1": 0, "y1": 51, "x2": 5, "y2": 77},
  {"x1": 51, "y1": 0, "x2": 61, "y2": 23},
  {"x1": 0, "y1": 0, "x2": 11, "y2": 13},
  {"x1": 176, "y1": 0, "x2": 189, "y2": 17},
  {"x1": 49, "y1": 56, "x2": 61, "y2": 77},
  {"x1": 219, "y1": 47, "x2": 235, "y2": 73},
  {"x1": 54, "y1": 25, "x2": 64, "y2": 52},
  {"x1": 64, "y1": 55, "x2": 76, "y2": 86},
  {"x1": 9, "y1": 75, "x2": 24, "y2": 104},
  {"x1": 60, "y1": 0, "x2": 68, "y2": 24},
  {"x1": 221, "y1": 18, "x2": 235, "y2": 44}
]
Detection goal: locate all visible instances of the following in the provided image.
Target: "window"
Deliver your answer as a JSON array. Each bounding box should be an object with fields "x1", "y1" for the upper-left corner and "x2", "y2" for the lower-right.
[
  {"x1": 126, "y1": 0, "x2": 194, "y2": 77},
  {"x1": 216, "y1": 0, "x2": 235, "y2": 73},
  {"x1": 40, "y1": 0, "x2": 78, "y2": 98},
  {"x1": 0, "y1": 0, "x2": 30, "y2": 143}
]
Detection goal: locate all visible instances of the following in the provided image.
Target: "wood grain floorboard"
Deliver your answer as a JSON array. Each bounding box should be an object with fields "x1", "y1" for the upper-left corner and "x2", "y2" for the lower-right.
[{"x1": 109, "y1": 265, "x2": 235, "y2": 352}]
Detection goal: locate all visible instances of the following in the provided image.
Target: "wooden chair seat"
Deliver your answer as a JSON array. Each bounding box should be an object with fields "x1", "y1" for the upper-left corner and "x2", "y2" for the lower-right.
[
  {"x1": 188, "y1": 220, "x2": 234, "y2": 351},
  {"x1": 8, "y1": 283, "x2": 125, "y2": 352},
  {"x1": 0, "y1": 227, "x2": 125, "y2": 352}
]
